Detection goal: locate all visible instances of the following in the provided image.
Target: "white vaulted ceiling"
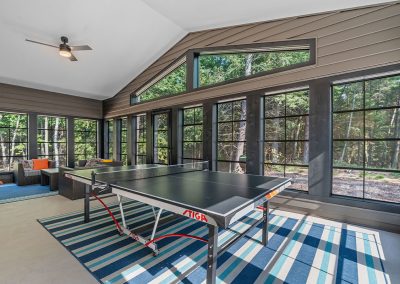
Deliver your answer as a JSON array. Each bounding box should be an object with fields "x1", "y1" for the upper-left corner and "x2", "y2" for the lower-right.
[{"x1": 0, "y1": 0, "x2": 391, "y2": 100}]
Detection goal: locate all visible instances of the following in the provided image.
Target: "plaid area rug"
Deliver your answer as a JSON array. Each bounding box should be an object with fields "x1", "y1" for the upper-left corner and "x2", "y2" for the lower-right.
[{"x1": 38, "y1": 201, "x2": 388, "y2": 284}]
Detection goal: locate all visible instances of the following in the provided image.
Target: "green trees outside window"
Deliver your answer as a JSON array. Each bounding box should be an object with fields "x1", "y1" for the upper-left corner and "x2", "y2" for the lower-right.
[
  {"x1": 120, "y1": 118, "x2": 128, "y2": 165},
  {"x1": 217, "y1": 99, "x2": 246, "y2": 173},
  {"x1": 199, "y1": 49, "x2": 309, "y2": 87},
  {"x1": 135, "y1": 63, "x2": 186, "y2": 103},
  {"x1": 37, "y1": 115, "x2": 67, "y2": 166},
  {"x1": 74, "y1": 119, "x2": 98, "y2": 161},
  {"x1": 0, "y1": 112, "x2": 28, "y2": 170},
  {"x1": 182, "y1": 107, "x2": 203, "y2": 163},
  {"x1": 332, "y1": 75, "x2": 400, "y2": 203},
  {"x1": 264, "y1": 90, "x2": 309, "y2": 191},
  {"x1": 106, "y1": 120, "x2": 113, "y2": 159},
  {"x1": 135, "y1": 115, "x2": 147, "y2": 165},
  {"x1": 153, "y1": 113, "x2": 169, "y2": 165}
]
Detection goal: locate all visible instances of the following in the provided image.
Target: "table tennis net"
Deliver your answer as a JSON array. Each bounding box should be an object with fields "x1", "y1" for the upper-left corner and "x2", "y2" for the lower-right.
[{"x1": 93, "y1": 161, "x2": 209, "y2": 184}]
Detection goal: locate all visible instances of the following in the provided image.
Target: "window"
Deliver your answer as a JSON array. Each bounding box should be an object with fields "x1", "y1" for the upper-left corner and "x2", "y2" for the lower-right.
[
  {"x1": 264, "y1": 89, "x2": 309, "y2": 191},
  {"x1": 153, "y1": 113, "x2": 169, "y2": 165},
  {"x1": 197, "y1": 44, "x2": 311, "y2": 88},
  {"x1": 332, "y1": 74, "x2": 400, "y2": 203},
  {"x1": 0, "y1": 112, "x2": 28, "y2": 170},
  {"x1": 217, "y1": 99, "x2": 246, "y2": 173},
  {"x1": 74, "y1": 119, "x2": 98, "y2": 161},
  {"x1": 135, "y1": 115, "x2": 147, "y2": 165},
  {"x1": 106, "y1": 120, "x2": 113, "y2": 159},
  {"x1": 37, "y1": 115, "x2": 67, "y2": 166},
  {"x1": 182, "y1": 106, "x2": 203, "y2": 163},
  {"x1": 120, "y1": 118, "x2": 128, "y2": 165},
  {"x1": 132, "y1": 60, "x2": 187, "y2": 104}
]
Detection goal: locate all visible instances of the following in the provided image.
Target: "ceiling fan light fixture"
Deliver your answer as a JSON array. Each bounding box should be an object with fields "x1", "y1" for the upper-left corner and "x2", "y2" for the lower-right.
[{"x1": 59, "y1": 45, "x2": 71, "y2": 58}]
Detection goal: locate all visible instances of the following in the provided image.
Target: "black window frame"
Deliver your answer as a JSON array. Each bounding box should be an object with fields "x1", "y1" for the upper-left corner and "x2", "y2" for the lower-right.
[
  {"x1": 106, "y1": 120, "x2": 113, "y2": 159},
  {"x1": 153, "y1": 111, "x2": 171, "y2": 165},
  {"x1": 263, "y1": 88, "x2": 310, "y2": 191},
  {"x1": 73, "y1": 118, "x2": 98, "y2": 161},
  {"x1": 135, "y1": 114, "x2": 147, "y2": 165},
  {"x1": 119, "y1": 117, "x2": 128, "y2": 165},
  {"x1": 37, "y1": 115, "x2": 67, "y2": 166},
  {"x1": 0, "y1": 111, "x2": 29, "y2": 170},
  {"x1": 216, "y1": 98, "x2": 247, "y2": 173},
  {"x1": 182, "y1": 106, "x2": 203, "y2": 163},
  {"x1": 190, "y1": 39, "x2": 316, "y2": 90},
  {"x1": 130, "y1": 57, "x2": 187, "y2": 105},
  {"x1": 331, "y1": 74, "x2": 400, "y2": 204}
]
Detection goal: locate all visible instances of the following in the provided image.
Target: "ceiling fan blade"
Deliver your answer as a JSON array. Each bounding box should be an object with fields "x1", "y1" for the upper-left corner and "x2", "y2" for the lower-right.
[
  {"x1": 25, "y1": 39, "x2": 58, "y2": 48},
  {"x1": 69, "y1": 53, "x2": 78, "y2": 61},
  {"x1": 70, "y1": 45, "x2": 92, "y2": 51}
]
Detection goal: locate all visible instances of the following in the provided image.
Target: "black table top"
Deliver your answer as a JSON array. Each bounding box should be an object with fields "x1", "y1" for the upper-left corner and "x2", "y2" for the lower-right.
[{"x1": 69, "y1": 165, "x2": 290, "y2": 217}]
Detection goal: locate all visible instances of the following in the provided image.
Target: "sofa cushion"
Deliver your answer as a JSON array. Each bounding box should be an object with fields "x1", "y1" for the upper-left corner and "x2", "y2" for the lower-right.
[
  {"x1": 85, "y1": 158, "x2": 103, "y2": 168},
  {"x1": 24, "y1": 169, "x2": 41, "y2": 177},
  {"x1": 21, "y1": 160, "x2": 33, "y2": 170}
]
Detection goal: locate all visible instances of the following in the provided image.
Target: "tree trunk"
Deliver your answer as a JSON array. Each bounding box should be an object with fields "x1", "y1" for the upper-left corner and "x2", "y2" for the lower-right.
[
  {"x1": 303, "y1": 116, "x2": 309, "y2": 163},
  {"x1": 44, "y1": 117, "x2": 49, "y2": 156},
  {"x1": 232, "y1": 54, "x2": 252, "y2": 173},
  {"x1": 340, "y1": 86, "x2": 354, "y2": 162},
  {"x1": 9, "y1": 116, "x2": 21, "y2": 165},
  {"x1": 54, "y1": 117, "x2": 59, "y2": 165},
  {"x1": 0, "y1": 114, "x2": 7, "y2": 168},
  {"x1": 293, "y1": 117, "x2": 301, "y2": 161},
  {"x1": 391, "y1": 106, "x2": 400, "y2": 169}
]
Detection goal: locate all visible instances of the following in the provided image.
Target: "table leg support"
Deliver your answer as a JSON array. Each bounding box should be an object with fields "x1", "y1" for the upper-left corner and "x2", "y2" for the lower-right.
[
  {"x1": 84, "y1": 184, "x2": 90, "y2": 223},
  {"x1": 207, "y1": 224, "x2": 218, "y2": 284},
  {"x1": 262, "y1": 201, "x2": 269, "y2": 246}
]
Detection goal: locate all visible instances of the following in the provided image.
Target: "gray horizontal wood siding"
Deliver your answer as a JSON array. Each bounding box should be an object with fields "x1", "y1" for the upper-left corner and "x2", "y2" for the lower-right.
[
  {"x1": 104, "y1": 2, "x2": 400, "y2": 118},
  {"x1": 0, "y1": 83, "x2": 102, "y2": 119}
]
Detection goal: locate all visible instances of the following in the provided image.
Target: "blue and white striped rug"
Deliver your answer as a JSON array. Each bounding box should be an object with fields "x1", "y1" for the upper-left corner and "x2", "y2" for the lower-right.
[
  {"x1": 0, "y1": 183, "x2": 57, "y2": 204},
  {"x1": 38, "y1": 201, "x2": 388, "y2": 284}
]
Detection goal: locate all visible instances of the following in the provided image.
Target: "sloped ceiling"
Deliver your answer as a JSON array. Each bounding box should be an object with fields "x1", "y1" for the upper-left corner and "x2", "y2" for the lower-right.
[{"x1": 0, "y1": 0, "x2": 391, "y2": 100}]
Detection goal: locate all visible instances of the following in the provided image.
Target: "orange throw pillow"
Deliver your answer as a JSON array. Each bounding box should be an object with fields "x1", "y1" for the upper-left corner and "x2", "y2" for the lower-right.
[{"x1": 32, "y1": 159, "x2": 49, "y2": 170}]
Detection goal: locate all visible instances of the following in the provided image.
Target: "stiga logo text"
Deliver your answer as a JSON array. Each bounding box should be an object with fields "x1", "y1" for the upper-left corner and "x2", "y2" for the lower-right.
[{"x1": 183, "y1": 210, "x2": 208, "y2": 222}]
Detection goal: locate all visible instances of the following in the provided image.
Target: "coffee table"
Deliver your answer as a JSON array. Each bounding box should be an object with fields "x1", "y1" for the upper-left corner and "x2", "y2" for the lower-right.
[{"x1": 41, "y1": 168, "x2": 59, "y2": 191}]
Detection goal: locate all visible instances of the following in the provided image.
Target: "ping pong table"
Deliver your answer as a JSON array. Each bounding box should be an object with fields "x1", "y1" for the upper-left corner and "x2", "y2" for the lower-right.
[{"x1": 65, "y1": 162, "x2": 291, "y2": 284}]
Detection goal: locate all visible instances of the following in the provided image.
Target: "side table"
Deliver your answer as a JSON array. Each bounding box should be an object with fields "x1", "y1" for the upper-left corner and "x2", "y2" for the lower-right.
[
  {"x1": 0, "y1": 171, "x2": 14, "y2": 184},
  {"x1": 41, "y1": 168, "x2": 59, "y2": 191}
]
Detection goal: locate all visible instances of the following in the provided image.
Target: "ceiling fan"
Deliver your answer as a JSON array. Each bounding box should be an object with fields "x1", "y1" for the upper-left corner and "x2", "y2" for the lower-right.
[{"x1": 25, "y1": 36, "x2": 92, "y2": 61}]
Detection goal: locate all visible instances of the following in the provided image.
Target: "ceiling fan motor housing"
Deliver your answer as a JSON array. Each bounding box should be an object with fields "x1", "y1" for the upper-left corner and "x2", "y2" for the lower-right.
[{"x1": 59, "y1": 43, "x2": 71, "y2": 52}]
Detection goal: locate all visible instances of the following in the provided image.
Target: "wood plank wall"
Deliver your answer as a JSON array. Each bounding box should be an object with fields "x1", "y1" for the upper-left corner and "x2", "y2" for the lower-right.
[
  {"x1": 104, "y1": 2, "x2": 400, "y2": 118},
  {"x1": 0, "y1": 83, "x2": 103, "y2": 119}
]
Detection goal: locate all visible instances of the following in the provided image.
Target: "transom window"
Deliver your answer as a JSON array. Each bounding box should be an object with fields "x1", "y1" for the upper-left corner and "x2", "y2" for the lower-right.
[
  {"x1": 132, "y1": 60, "x2": 187, "y2": 104},
  {"x1": 37, "y1": 115, "x2": 67, "y2": 166},
  {"x1": 0, "y1": 112, "x2": 28, "y2": 170},
  {"x1": 135, "y1": 115, "x2": 147, "y2": 165},
  {"x1": 264, "y1": 89, "x2": 309, "y2": 191},
  {"x1": 120, "y1": 118, "x2": 128, "y2": 165},
  {"x1": 197, "y1": 44, "x2": 311, "y2": 88},
  {"x1": 182, "y1": 106, "x2": 203, "y2": 163},
  {"x1": 332, "y1": 74, "x2": 400, "y2": 203},
  {"x1": 74, "y1": 119, "x2": 98, "y2": 161},
  {"x1": 217, "y1": 99, "x2": 246, "y2": 173}
]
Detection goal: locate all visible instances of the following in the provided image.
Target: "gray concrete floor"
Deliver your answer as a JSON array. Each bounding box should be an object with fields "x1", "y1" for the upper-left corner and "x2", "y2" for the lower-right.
[{"x1": 0, "y1": 194, "x2": 399, "y2": 284}]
